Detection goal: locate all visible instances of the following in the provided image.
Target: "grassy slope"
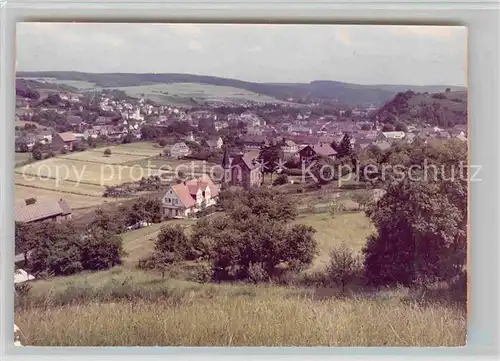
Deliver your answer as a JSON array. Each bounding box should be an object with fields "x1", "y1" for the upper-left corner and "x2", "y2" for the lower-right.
[{"x1": 15, "y1": 211, "x2": 465, "y2": 346}]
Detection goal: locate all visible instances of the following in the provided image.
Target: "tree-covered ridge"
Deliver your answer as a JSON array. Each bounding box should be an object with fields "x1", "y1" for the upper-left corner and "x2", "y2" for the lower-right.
[
  {"x1": 372, "y1": 89, "x2": 467, "y2": 126},
  {"x1": 17, "y1": 71, "x2": 466, "y2": 106}
]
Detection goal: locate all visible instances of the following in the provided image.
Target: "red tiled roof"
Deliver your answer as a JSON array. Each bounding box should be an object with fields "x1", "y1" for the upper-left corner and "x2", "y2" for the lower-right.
[
  {"x1": 171, "y1": 184, "x2": 196, "y2": 208},
  {"x1": 14, "y1": 199, "x2": 71, "y2": 223}
]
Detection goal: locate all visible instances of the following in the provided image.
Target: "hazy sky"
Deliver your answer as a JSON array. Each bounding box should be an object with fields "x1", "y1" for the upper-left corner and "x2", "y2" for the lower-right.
[{"x1": 16, "y1": 23, "x2": 467, "y2": 86}]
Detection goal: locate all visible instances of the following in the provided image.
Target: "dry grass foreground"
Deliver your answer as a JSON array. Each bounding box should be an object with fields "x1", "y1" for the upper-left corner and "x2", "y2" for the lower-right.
[{"x1": 17, "y1": 279, "x2": 466, "y2": 347}]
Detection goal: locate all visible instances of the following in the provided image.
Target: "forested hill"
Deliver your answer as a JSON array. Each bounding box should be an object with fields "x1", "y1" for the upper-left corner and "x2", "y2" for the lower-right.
[
  {"x1": 371, "y1": 89, "x2": 468, "y2": 126},
  {"x1": 16, "y1": 71, "x2": 466, "y2": 106}
]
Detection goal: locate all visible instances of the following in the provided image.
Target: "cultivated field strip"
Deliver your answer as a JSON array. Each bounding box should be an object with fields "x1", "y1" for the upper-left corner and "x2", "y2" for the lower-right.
[
  {"x1": 14, "y1": 185, "x2": 108, "y2": 209},
  {"x1": 14, "y1": 173, "x2": 106, "y2": 197},
  {"x1": 56, "y1": 151, "x2": 149, "y2": 165},
  {"x1": 87, "y1": 142, "x2": 163, "y2": 157}
]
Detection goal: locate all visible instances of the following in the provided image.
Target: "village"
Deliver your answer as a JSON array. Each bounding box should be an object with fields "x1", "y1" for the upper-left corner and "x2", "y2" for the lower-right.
[
  {"x1": 13, "y1": 83, "x2": 468, "y2": 282},
  {"x1": 13, "y1": 71, "x2": 468, "y2": 347}
]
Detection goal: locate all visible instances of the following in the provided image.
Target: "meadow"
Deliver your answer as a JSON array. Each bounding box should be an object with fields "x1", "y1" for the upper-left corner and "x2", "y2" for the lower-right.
[
  {"x1": 14, "y1": 185, "x2": 107, "y2": 210},
  {"x1": 16, "y1": 285, "x2": 466, "y2": 347},
  {"x1": 113, "y1": 83, "x2": 290, "y2": 105}
]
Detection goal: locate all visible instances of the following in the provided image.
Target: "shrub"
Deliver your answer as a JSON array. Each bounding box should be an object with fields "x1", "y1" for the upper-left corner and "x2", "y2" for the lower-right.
[
  {"x1": 326, "y1": 243, "x2": 363, "y2": 294},
  {"x1": 191, "y1": 263, "x2": 213, "y2": 284},
  {"x1": 104, "y1": 148, "x2": 112, "y2": 156},
  {"x1": 158, "y1": 138, "x2": 167, "y2": 147},
  {"x1": 273, "y1": 173, "x2": 288, "y2": 186},
  {"x1": 154, "y1": 224, "x2": 192, "y2": 263},
  {"x1": 79, "y1": 228, "x2": 125, "y2": 271},
  {"x1": 24, "y1": 197, "x2": 36, "y2": 205},
  {"x1": 31, "y1": 145, "x2": 43, "y2": 160},
  {"x1": 247, "y1": 263, "x2": 269, "y2": 284}
]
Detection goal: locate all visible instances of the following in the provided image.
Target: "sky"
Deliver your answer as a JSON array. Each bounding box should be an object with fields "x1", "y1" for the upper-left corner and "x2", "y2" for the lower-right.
[{"x1": 16, "y1": 23, "x2": 467, "y2": 86}]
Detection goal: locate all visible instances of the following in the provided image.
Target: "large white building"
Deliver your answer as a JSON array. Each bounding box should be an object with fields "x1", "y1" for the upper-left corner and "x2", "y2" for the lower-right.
[{"x1": 162, "y1": 176, "x2": 220, "y2": 218}]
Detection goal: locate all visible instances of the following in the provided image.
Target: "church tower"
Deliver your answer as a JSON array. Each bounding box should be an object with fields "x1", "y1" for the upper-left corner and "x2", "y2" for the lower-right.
[{"x1": 221, "y1": 144, "x2": 231, "y2": 188}]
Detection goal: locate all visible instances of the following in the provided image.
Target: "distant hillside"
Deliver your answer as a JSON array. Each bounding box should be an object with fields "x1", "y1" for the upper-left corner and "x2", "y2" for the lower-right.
[
  {"x1": 372, "y1": 90, "x2": 468, "y2": 126},
  {"x1": 17, "y1": 71, "x2": 466, "y2": 106}
]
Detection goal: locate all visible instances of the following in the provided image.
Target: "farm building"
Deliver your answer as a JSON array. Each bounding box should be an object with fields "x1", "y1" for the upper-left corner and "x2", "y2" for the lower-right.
[
  {"x1": 170, "y1": 142, "x2": 191, "y2": 158},
  {"x1": 52, "y1": 132, "x2": 77, "y2": 151},
  {"x1": 14, "y1": 199, "x2": 72, "y2": 224},
  {"x1": 162, "y1": 175, "x2": 220, "y2": 218}
]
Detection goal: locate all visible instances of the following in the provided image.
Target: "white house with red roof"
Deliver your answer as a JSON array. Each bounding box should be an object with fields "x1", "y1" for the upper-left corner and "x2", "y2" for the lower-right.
[{"x1": 162, "y1": 175, "x2": 220, "y2": 218}]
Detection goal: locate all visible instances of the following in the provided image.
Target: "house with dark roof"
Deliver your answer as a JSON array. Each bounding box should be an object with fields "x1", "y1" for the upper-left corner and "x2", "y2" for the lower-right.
[
  {"x1": 52, "y1": 132, "x2": 77, "y2": 151},
  {"x1": 242, "y1": 135, "x2": 268, "y2": 150},
  {"x1": 67, "y1": 115, "x2": 85, "y2": 131},
  {"x1": 298, "y1": 143, "x2": 337, "y2": 164},
  {"x1": 162, "y1": 175, "x2": 220, "y2": 218},
  {"x1": 221, "y1": 147, "x2": 263, "y2": 189},
  {"x1": 14, "y1": 199, "x2": 72, "y2": 224}
]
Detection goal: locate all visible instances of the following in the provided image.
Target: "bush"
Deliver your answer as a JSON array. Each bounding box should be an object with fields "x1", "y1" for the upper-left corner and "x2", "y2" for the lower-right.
[
  {"x1": 32, "y1": 145, "x2": 43, "y2": 161},
  {"x1": 104, "y1": 148, "x2": 112, "y2": 156},
  {"x1": 79, "y1": 228, "x2": 125, "y2": 271},
  {"x1": 432, "y1": 93, "x2": 447, "y2": 99},
  {"x1": 247, "y1": 263, "x2": 269, "y2": 284},
  {"x1": 158, "y1": 138, "x2": 167, "y2": 147},
  {"x1": 191, "y1": 263, "x2": 213, "y2": 284},
  {"x1": 25, "y1": 197, "x2": 36, "y2": 205},
  {"x1": 326, "y1": 243, "x2": 363, "y2": 294},
  {"x1": 273, "y1": 173, "x2": 288, "y2": 186},
  {"x1": 154, "y1": 224, "x2": 192, "y2": 263}
]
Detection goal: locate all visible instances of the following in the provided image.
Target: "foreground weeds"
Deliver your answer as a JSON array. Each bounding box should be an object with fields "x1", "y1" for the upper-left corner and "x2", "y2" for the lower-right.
[{"x1": 16, "y1": 271, "x2": 466, "y2": 347}]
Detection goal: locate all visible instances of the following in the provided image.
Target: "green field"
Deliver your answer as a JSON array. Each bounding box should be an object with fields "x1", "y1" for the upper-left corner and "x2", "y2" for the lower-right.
[
  {"x1": 295, "y1": 212, "x2": 375, "y2": 269},
  {"x1": 89, "y1": 142, "x2": 165, "y2": 157},
  {"x1": 15, "y1": 173, "x2": 106, "y2": 197},
  {"x1": 113, "y1": 83, "x2": 290, "y2": 105},
  {"x1": 15, "y1": 185, "x2": 108, "y2": 210},
  {"x1": 57, "y1": 150, "x2": 150, "y2": 165},
  {"x1": 20, "y1": 77, "x2": 98, "y2": 90},
  {"x1": 14, "y1": 143, "x2": 169, "y2": 210},
  {"x1": 13, "y1": 143, "x2": 218, "y2": 212}
]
